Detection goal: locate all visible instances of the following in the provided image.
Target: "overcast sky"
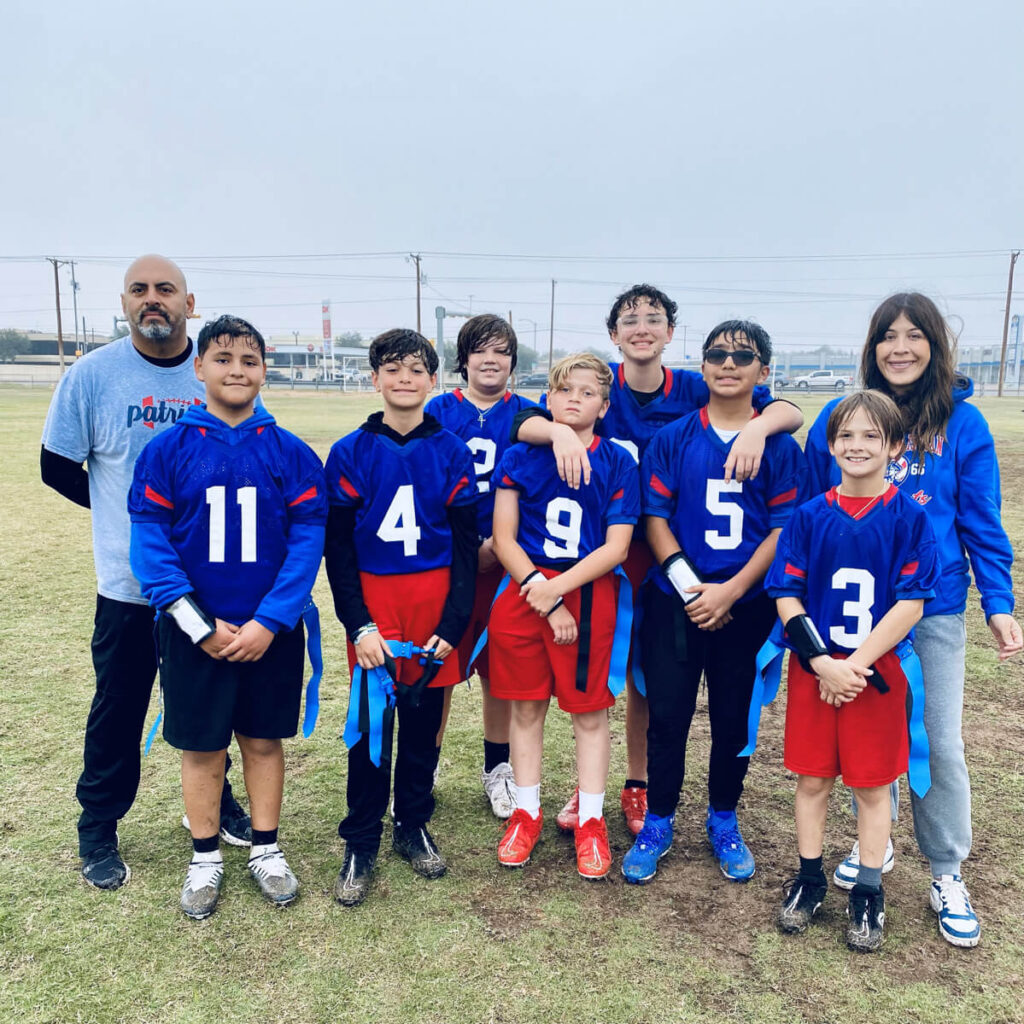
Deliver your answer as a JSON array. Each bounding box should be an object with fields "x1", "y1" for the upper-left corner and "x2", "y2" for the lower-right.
[{"x1": 3, "y1": 0, "x2": 1022, "y2": 360}]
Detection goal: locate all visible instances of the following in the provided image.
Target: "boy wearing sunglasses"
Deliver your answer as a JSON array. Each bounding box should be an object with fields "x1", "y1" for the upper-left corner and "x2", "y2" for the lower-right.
[{"x1": 624, "y1": 321, "x2": 805, "y2": 884}]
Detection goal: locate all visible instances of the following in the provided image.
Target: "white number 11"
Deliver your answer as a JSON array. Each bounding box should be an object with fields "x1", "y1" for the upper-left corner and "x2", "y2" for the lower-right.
[{"x1": 205, "y1": 485, "x2": 257, "y2": 563}]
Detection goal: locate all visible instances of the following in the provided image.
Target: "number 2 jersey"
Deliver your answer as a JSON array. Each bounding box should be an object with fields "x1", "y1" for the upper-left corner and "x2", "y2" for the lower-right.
[
  {"x1": 425, "y1": 387, "x2": 539, "y2": 539},
  {"x1": 642, "y1": 406, "x2": 805, "y2": 601},
  {"x1": 128, "y1": 404, "x2": 327, "y2": 631},
  {"x1": 765, "y1": 485, "x2": 939, "y2": 655},
  {"x1": 494, "y1": 435, "x2": 640, "y2": 567}
]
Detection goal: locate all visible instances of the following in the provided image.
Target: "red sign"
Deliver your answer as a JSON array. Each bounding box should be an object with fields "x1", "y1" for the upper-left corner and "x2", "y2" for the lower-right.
[{"x1": 322, "y1": 300, "x2": 332, "y2": 341}]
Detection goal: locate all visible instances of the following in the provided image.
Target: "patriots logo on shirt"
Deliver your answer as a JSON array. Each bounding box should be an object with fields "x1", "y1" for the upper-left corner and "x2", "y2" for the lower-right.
[{"x1": 126, "y1": 395, "x2": 201, "y2": 430}]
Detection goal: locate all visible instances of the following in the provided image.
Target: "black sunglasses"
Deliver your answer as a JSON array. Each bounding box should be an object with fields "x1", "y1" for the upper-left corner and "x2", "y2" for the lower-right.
[{"x1": 704, "y1": 347, "x2": 761, "y2": 367}]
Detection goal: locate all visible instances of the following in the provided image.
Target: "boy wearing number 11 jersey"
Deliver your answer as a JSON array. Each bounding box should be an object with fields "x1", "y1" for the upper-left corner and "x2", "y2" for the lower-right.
[{"x1": 324, "y1": 329, "x2": 478, "y2": 907}]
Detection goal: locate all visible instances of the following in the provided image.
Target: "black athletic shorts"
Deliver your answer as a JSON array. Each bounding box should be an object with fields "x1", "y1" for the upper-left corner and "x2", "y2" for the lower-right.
[{"x1": 157, "y1": 616, "x2": 305, "y2": 752}]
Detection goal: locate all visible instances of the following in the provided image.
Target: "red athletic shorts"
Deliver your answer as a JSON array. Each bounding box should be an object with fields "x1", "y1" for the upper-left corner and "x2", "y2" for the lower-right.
[
  {"x1": 456, "y1": 565, "x2": 504, "y2": 682},
  {"x1": 622, "y1": 538, "x2": 654, "y2": 595},
  {"x1": 784, "y1": 649, "x2": 908, "y2": 788},
  {"x1": 348, "y1": 568, "x2": 462, "y2": 689},
  {"x1": 487, "y1": 568, "x2": 618, "y2": 713}
]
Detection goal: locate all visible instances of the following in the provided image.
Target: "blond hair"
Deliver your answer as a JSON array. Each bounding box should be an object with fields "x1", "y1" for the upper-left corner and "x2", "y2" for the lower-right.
[{"x1": 548, "y1": 352, "x2": 613, "y2": 398}]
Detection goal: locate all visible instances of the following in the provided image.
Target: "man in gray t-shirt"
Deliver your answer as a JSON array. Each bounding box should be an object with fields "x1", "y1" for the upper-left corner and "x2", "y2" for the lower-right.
[{"x1": 41, "y1": 254, "x2": 251, "y2": 889}]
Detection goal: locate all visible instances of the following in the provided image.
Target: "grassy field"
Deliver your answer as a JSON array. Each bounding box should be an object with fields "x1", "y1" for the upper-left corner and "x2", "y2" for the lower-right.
[{"x1": 2, "y1": 386, "x2": 1023, "y2": 1024}]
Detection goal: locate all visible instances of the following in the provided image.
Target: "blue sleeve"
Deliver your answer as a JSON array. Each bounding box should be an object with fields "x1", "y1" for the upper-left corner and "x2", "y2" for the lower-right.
[
  {"x1": 445, "y1": 440, "x2": 478, "y2": 509},
  {"x1": 804, "y1": 403, "x2": 837, "y2": 497},
  {"x1": 766, "y1": 440, "x2": 807, "y2": 530},
  {"x1": 495, "y1": 446, "x2": 524, "y2": 491},
  {"x1": 765, "y1": 512, "x2": 808, "y2": 599},
  {"x1": 894, "y1": 509, "x2": 939, "y2": 603},
  {"x1": 751, "y1": 383, "x2": 773, "y2": 413},
  {"x1": 605, "y1": 452, "x2": 641, "y2": 527},
  {"x1": 953, "y1": 407, "x2": 1015, "y2": 617},
  {"x1": 640, "y1": 430, "x2": 676, "y2": 518},
  {"x1": 325, "y1": 436, "x2": 363, "y2": 509}
]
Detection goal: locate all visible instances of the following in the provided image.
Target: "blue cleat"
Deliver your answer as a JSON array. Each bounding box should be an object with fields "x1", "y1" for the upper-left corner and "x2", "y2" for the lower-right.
[
  {"x1": 706, "y1": 806, "x2": 755, "y2": 881},
  {"x1": 621, "y1": 812, "x2": 674, "y2": 884}
]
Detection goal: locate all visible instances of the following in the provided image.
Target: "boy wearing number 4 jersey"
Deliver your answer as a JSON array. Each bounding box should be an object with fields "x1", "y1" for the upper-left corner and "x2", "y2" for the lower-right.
[
  {"x1": 324, "y1": 329, "x2": 478, "y2": 907},
  {"x1": 626, "y1": 321, "x2": 804, "y2": 885},
  {"x1": 490, "y1": 354, "x2": 639, "y2": 880},
  {"x1": 129, "y1": 316, "x2": 327, "y2": 920}
]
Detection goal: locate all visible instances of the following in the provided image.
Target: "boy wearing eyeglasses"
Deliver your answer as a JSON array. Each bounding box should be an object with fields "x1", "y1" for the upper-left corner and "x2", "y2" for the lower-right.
[
  {"x1": 623, "y1": 320, "x2": 805, "y2": 884},
  {"x1": 512, "y1": 286, "x2": 802, "y2": 837}
]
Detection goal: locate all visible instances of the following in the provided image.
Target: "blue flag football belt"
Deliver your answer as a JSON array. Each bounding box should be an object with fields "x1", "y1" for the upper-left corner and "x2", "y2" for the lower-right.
[
  {"x1": 344, "y1": 641, "x2": 445, "y2": 768},
  {"x1": 467, "y1": 566, "x2": 634, "y2": 698},
  {"x1": 739, "y1": 620, "x2": 931, "y2": 798},
  {"x1": 144, "y1": 598, "x2": 324, "y2": 755}
]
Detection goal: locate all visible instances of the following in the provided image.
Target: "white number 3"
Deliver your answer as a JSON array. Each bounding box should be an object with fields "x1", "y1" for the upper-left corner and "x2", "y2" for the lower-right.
[
  {"x1": 829, "y1": 567, "x2": 875, "y2": 647},
  {"x1": 377, "y1": 484, "x2": 421, "y2": 556}
]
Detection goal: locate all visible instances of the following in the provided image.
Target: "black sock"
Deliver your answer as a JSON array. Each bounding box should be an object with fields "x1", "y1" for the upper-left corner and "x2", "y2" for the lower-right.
[
  {"x1": 799, "y1": 855, "x2": 825, "y2": 882},
  {"x1": 193, "y1": 834, "x2": 220, "y2": 855},
  {"x1": 851, "y1": 880, "x2": 882, "y2": 896},
  {"x1": 483, "y1": 740, "x2": 510, "y2": 773},
  {"x1": 251, "y1": 828, "x2": 278, "y2": 847},
  {"x1": 624, "y1": 778, "x2": 647, "y2": 791}
]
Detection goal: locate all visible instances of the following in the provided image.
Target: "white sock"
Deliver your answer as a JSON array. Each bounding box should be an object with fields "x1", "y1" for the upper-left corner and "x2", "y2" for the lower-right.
[
  {"x1": 578, "y1": 790, "x2": 605, "y2": 825},
  {"x1": 192, "y1": 849, "x2": 222, "y2": 864},
  {"x1": 249, "y1": 842, "x2": 280, "y2": 860},
  {"x1": 516, "y1": 783, "x2": 541, "y2": 818}
]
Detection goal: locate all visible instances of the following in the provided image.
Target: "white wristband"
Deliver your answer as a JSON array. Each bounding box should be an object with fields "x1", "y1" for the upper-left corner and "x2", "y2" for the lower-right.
[
  {"x1": 663, "y1": 552, "x2": 702, "y2": 605},
  {"x1": 166, "y1": 595, "x2": 216, "y2": 645}
]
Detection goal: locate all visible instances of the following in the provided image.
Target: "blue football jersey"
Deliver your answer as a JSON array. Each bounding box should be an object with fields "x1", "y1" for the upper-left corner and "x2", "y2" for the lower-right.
[
  {"x1": 643, "y1": 407, "x2": 805, "y2": 600},
  {"x1": 426, "y1": 387, "x2": 539, "y2": 538},
  {"x1": 128, "y1": 404, "x2": 327, "y2": 631},
  {"x1": 494, "y1": 436, "x2": 640, "y2": 567},
  {"x1": 325, "y1": 416, "x2": 476, "y2": 575},
  {"x1": 766, "y1": 485, "x2": 939, "y2": 655}
]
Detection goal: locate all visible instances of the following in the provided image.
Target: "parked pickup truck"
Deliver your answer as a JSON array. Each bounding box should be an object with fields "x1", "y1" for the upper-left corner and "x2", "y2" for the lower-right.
[{"x1": 790, "y1": 369, "x2": 853, "y2": 391}]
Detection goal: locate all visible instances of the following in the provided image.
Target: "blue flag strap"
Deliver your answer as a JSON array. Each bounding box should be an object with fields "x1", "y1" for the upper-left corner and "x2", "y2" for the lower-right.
[
  {"x1": 143, "y1": 610, "x2": 163, "y2": 756},
  {"x1": 301, "y1": 599, "x2": 323, "y2": 738},
  {"x1": 607, "y1": 565, "x2": 634, "y2": 698},
  {"x1": 466, "y1": 573, "x2": 512, "y2": 674},
  {"x1": 739, "y1": 618, "x2": 786, "y2": 757},
  {"x1": 629, "y1": 579, "x2": 646, "y2": 697},
  {"x1": 896, "y1": 638, "x2": 931, "y2": 799}
]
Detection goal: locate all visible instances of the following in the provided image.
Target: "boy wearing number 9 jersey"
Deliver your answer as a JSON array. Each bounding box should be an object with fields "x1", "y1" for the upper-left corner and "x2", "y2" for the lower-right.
[
  {"x1": 324, "y1": 329, "x2": 478, "y2": 907},
  {"x1": 490, "y1": 354, "x2": 639, "y2": 880},
  {"x1": 129, "y1": 316, "x2": 327, "y2": 920}
]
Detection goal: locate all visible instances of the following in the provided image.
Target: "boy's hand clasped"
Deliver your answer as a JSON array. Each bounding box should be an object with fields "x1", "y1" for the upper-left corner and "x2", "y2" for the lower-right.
[{"x1": 811, "y1": 656, "x2": 872, "y2": 707}]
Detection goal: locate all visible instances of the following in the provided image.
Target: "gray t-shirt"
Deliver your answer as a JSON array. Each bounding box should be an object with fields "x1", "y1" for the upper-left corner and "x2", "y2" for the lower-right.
[{"x1": 41, "y1": 338, "x2": 204, "y2": 604}]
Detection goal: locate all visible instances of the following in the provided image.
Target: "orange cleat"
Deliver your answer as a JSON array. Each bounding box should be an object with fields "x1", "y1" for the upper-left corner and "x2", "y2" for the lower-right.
[
  {"x1": 498, "y1": 808, "x2": 543, "y2": 868},
  {"x1": 575, "y1": 816, "x2": 612, "y2": 880},
  {"x1": 555, "y1": 789, "x2": 579, "y2": 833},
  {"x1": 621, "y1": 786, "x2": 647, "y2": 836}
]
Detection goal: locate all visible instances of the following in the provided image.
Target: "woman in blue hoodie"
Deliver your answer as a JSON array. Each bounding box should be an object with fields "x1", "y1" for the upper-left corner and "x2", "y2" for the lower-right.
[{"x1": 804, "y1": 292, "x2": 1022, "y2": 949}]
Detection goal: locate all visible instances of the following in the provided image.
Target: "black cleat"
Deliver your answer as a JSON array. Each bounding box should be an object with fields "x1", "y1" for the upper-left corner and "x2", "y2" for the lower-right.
[
  {"x1": 846, "y1": 884, "x2": 886, "y2": 952},
  {"x1": 392, "y1": 823, "x2": 447, "y2": 879},
  {"x1": 334, "y1": 846, "x2": 377, "y2": 907},
  {"x1": 778, "y1": 875, "x2": 827, "y2": 934},
  {"x1": 81, "y1": 843, "x2": 130, "y2": 891}
]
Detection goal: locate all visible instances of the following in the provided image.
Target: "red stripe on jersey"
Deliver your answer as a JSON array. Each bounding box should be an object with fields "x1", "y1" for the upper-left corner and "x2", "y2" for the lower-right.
[
  {"x1": 825, "y1": 487, "x2": 838, "y2": 506},
  {"x1": 785, "y1": 562, "x2": 807, "y2": 579},
  {"x1": 144, "y1": 484, "x2": 174, "y2": 509},
  {"x1": 501, "y1": 474, "x2": 516, "y2": 486},
  {"x1": 502, "y1": 390, "x2": 512, "y2": 402},
  {"x1": 611, "y1": 488, "x2": 624, "y2": 500},
  {"x1": 882, "y1": 483, "x2": 898, "y2": 505},
  {"x1": 337, "y1": 474, "x2": 360, "y2": 500},
  {"x1": 198, "y1": 427, "x2": 207, "y2": 437},
  {"x1": 649, "y1": 473, "x2": 673, "y2": 498},
  {"x1": 454, "y1": 388, "x2": 465, "y2": 402},
  {"x1": 699, "y1": 405, "x2": 710, "y2": 428},
  {"x1": 446, "y1": 476, "x2": 470, "y2": 505},
  {"x1": 288, "y1": 485, "x2": 318, "y2": 507},
  {"x1": 257, "y1": 426, "x2": 265, "y2": 435},
  {"x1": 617, "y1": 364, "x2": 626, "y2": 387},
  {"x1": 900, "y1": 560, "x2": 919, "y2": 576},
  {"x1": 587, "y1": 435, "x2": 601, "y2": 453},
  {"x1": 663, "y1": 367, "x2": 673, "y2": 396},
  {"x1": 768, "y1": 487, "x2": 798, "y2": 507}
]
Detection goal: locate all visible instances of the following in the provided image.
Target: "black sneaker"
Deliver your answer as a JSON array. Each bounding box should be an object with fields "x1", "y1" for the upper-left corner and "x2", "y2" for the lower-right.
[
  {"x1": 846, "y1": 884, "x2": 885, "y2": 952},
  {"x1": 334, "y1": 846, "x2": 377, "y2": 907},
  {"x1": 778, "y1": 875, "x2": 827, "y2": 934},
  {"x1": 81, "y1": 843, "x2": 130, "y2": 890},
  {"x1": 219, "y1": 792, "x2": 252, "y2": 847},
  {"x1": 392, "y1": 823, "x2": 447, "y2": 879}
]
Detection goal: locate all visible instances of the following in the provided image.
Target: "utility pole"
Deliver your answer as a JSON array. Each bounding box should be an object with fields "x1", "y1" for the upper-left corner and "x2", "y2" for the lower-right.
[
  {"x1": 548, "y1": 279, "x2": 556, "y2": 370},
  {"x1": 410, "y1": 253, "x2": 423, "y2": 333},
  {"x1": 47, "y1": 257, "x2": 67, "y2": 375},
  {"x1": 997, "y1": 250, "x2": 1020, "y2": 397},
  {"x1": 69, "y1": 261, "x2": 80, "y2": 354}
]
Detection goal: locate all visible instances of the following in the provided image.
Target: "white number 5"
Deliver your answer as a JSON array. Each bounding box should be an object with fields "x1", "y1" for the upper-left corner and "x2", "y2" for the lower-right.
[
  {"x1": 704, "y1": 479, "x2": 743, "y2": 550},
  {"x1": 377, "y1": 484, "x2": 421, "y2": 556}
]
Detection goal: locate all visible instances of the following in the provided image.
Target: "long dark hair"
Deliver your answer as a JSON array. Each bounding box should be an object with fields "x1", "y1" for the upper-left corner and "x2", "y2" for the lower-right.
[{"x1": 859, "y1": 292, "x2": 960, "y2": 459}]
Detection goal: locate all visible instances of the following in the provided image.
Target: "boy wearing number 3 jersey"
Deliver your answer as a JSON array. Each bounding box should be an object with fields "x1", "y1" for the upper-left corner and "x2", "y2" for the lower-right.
[
  {"x1": 129, "y1": 316, "x2": 327, "y2": 920},
  {"x1": 324, "y1": 329, "x2": 478, "y2": 907},
  {"x1": 490, "y1": 354, "x2": 639, "y2": 880}
]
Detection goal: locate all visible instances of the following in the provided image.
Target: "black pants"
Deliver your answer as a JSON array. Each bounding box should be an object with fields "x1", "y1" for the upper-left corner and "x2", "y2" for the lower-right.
[
  {"x1": 641, "y1": 587, "x2": 776, "y2": 819},
  {"x1": 76, "y1": 595, "x2": 238, "y2": 856},
  {"x1": 337, "y1": 685, "x2": 445, "y2": 852}
]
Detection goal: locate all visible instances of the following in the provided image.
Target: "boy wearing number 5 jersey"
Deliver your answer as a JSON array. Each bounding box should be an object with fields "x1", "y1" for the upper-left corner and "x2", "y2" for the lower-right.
[
  {"x1": 627, "y1": 321, "x2": 804, "y2": 886},
  {"x1": 129, "y1": 316, "x2": 327, "y2": 921},
  {"x1": 490, "y1": 354, "x2": 639, "y2": 880},
  {"x1": 324, "y1": 329, "x2": 478, "y2": 907}
]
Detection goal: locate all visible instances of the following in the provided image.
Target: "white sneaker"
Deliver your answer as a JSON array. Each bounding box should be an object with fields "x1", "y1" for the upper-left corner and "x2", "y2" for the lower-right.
[
  {"x1": 930, "y1": 874, "x2": 980, "y2": 948},
  {"x1": 481, "y1": 762, "x2": 517, "y2": 819},
  {"x1": 248, "y1": 846, "x2": 299, "y2": 907},
  {"x1": 180, "y1": 857, "x2": 224, "y2": 920},
  {"x1": 832, "y1": 838, "x2": 895, "y2": 890}
]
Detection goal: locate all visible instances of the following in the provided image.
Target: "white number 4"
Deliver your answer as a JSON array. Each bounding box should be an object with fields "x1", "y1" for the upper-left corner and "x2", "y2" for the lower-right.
[{"x1": 377, "y1": 484, "x2": 421, "y2": 556}]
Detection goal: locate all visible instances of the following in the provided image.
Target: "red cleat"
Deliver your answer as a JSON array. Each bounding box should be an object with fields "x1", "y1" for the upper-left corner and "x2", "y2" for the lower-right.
[
  {"x1": 556, "y1": 789, "x2": 580, "y2": 833},
  {"x1": 575, "y1": 816, "x2": 612, "y2": 880},
  {"x1": 621, "y1": 786, "x2": 647, "y2": 836},
  {"x1": 498, "y1": 808, "x2": 543, "y2": 868}
]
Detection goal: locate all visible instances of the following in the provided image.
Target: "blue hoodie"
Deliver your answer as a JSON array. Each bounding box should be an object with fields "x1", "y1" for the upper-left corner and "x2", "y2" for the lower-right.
[
  {"x1": 804, "y1": 379, "x2": 1014, "y2": 619},
  {"x1": 128, "y1": 403, "x2": 327, "y2": 630}
]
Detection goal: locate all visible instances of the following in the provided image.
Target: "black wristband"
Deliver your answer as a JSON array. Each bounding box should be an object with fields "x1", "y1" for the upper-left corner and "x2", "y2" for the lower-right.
[
  {"x1": 520, "y1": 569, "x2": 543, "y2": 586},
  {"x1": 542, "y1": 596, "x2": 565, "y2": 617},
  {"x1": 785, "y1": 613, "x2": 828, "y2": 662}
]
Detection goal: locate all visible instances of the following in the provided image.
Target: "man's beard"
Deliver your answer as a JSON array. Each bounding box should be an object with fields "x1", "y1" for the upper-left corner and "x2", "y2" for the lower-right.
[{"x1": 137, "y1": 312, "x2": 174, "y2": 340}]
